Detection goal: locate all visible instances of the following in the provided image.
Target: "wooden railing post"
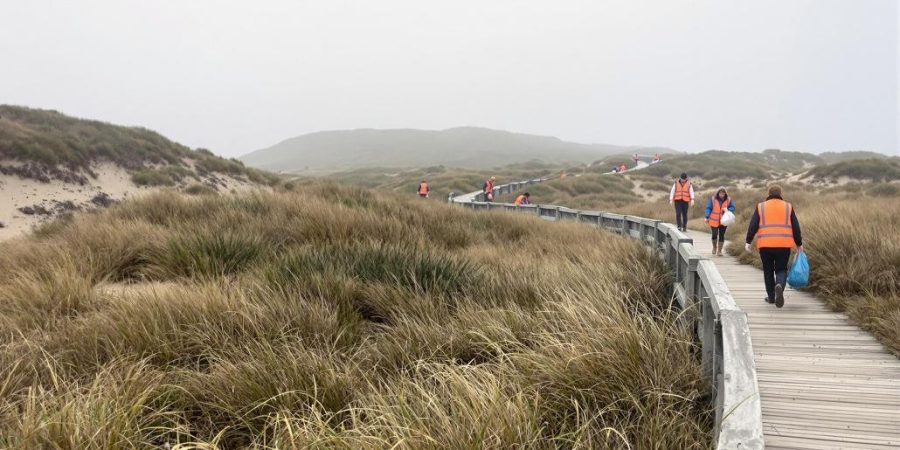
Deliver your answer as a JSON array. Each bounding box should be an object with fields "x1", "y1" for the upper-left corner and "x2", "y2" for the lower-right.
[
  {"x1": 686, "y1": 255, "x2": 702, "y2": 307},
  {"x1": 701, "y1": 295, "x2": 717, "y2": 383}
]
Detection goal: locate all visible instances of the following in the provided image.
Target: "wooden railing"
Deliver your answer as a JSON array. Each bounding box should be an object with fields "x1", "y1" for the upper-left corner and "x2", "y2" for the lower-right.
[{"x1": 450, "y1": 179, "x2": 764, "y2": 450}]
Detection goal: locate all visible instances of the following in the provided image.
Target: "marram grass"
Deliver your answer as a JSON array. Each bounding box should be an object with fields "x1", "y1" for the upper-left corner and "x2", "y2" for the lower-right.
[{"x1": 0, "y1": 183, "x2": 710, "y2": 449}]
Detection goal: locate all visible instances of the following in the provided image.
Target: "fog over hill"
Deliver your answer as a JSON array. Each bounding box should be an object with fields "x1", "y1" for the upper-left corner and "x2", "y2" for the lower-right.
[{"x1": 240, "y1": 127, "x2": 674, "y2": 172}]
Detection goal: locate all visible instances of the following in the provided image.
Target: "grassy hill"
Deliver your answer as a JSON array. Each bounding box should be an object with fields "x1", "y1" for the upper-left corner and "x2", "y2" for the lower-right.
[
  {"x1": 616, "y1": 149, "x2": 822, "y2": 182},
  {"x1": 819, "y1": 151, "x2": 895, "y2": 163},
  {"x1": 803, "y1": 157, "x2": 900, "y2": 182},
  {"x1": 240, "y1": 126, "x2": 673, "y2": 173},
  {"x1": 0, "y1": 184, "x2": 709, "y2": 448},
  {"x1": 0, "y1": 105, "x2": 277, "y2": 186}
]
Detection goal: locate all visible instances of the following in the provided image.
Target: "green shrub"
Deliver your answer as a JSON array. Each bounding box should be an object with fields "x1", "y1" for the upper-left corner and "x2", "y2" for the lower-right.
[
  {"x1": 131, "y1": 168, "x2": 175, "y2": 186},
  {"x1": 270, "y1": 242, "x2": 481, "y2": 297},
  {"x1": 183, "y1": 183, "x2": 218, "y2": 196},
  {"x1": 149, "y1": 233, "x2": 269, "y2": 279}
]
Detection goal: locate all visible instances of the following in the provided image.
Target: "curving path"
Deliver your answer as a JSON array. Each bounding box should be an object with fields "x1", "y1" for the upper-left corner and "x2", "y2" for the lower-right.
[{"x1": 687, "y1": 231, "x2": 900, "y2": 450}]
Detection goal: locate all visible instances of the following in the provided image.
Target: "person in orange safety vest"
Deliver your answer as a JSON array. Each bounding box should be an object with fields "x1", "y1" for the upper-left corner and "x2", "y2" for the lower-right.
[
  {"x1": 704, "y1": 187, "x2": 736, "y2": 256},
  {"x1": 669, "y1": 173, "x2": 694, "y2": 232},
  {"x1": 514, "y1": 192, "x2": 530, "y2": 206},
  {"x1": 745, "y1": 184, "x2": 804, "y2": 308},
  {"x1": 482, "y1": 176, "x2": 496, "y2": 202},
  {"x1": 417, "y1": 180, "x2": 429, "y2": 198}
]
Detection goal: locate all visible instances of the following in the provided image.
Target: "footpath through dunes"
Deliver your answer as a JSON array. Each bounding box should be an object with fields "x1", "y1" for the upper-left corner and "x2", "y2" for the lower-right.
[
  {"x1": 456, "y1": 172, "x2": 900, "y2": 450},
  {"x1": 687, "y1": 231, "x2": 900, "y2": 450}
]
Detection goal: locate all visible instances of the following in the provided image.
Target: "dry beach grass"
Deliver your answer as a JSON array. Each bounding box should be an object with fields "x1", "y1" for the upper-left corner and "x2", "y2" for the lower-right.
[{"x1": 0, "y1": 183, "x2": 710, "y2": 449}]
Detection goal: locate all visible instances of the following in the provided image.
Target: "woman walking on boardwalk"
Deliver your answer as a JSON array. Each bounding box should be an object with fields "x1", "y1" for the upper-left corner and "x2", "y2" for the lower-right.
[{"x1": 705, "y1": 187, "x2": 735, "y2": 256}]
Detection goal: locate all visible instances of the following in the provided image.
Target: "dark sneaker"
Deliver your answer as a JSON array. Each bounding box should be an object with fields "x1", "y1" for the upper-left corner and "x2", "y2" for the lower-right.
[
  {"x1": 764, "y1": 297, "x2": 775, "y2": 304},
  {"x1": 774, "y1": 284, "x2": 785, "y2": 308}
]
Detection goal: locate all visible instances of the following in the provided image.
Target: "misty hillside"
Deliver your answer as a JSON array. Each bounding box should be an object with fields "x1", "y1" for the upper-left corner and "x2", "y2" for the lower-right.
[
  {"x1": 240, "y1": 127, "x2": 672, "y2": 172},
  {"x1": 0, "y1": 105, "x2": 275, "y2": 186}
]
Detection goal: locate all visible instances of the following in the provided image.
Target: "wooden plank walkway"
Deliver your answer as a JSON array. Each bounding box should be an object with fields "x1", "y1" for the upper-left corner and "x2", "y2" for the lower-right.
[{"x1": 687, "y1": 230, "x2": 900, "y2": 450}]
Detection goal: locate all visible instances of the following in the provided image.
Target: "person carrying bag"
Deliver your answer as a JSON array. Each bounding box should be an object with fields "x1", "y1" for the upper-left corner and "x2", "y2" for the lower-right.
[
  {"x1": 705, "y1": 187, "x2": 736, "y2": 256},
  {"x1": 745, "y1": 184, "x2": 804, "y2": 308}
]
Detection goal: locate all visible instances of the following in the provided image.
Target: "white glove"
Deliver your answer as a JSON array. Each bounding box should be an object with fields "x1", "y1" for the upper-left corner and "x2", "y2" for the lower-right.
[
  {"x1": 690, "y1": 200, "x2": 695, "y2": 207},
  {"x1": 669, "y1": 199, "x2": 673, "y2": 205},
  {"x1": 744, "y1": 243, "x2": 751, "y2": 252}
]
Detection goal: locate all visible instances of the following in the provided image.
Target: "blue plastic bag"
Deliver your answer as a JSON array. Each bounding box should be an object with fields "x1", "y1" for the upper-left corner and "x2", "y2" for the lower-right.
[{"x1": 787, "y1": 251, "x2": 809, "y2": 289}]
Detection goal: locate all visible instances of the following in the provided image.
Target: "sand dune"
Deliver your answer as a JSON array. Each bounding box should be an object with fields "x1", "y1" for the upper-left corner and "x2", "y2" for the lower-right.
[{"x1": 0, "y1": 162, "x2": 256, "y2": 242}]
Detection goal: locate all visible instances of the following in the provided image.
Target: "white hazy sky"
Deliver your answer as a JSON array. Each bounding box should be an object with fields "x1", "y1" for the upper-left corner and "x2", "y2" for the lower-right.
[{"x1": 1, "y1": 0, "x2": 897, "y2": 157}]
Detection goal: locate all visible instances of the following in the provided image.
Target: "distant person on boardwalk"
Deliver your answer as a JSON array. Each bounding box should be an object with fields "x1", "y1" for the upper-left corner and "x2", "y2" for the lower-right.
[
  {"x1": 632, "y1": 153, "x2": 640, "y2": 167},
  {"x1": 745, "y1": 184, "x2": 803, "y2": 308},
  {"x1": 417, "y1": 180, "x2": 429, "y2": 198},
  {"x1": 514, "y1": 192, "x2": 530, "y2": 206},
  {"x1": 618, "y1": 164, "x2": 627, "y2": 173},
  {"x1": 705, "y1": 187, "x2": 735, "y2": 256},
  {"x1": 483, "y1": 176, "x2": 496, "y2": 201},
  {"x1": 652, "y1": 153, "x2": 661, "y2": 163},
  {"x1": 669, "y1": 173, "x2": 694, "y2": 231}
]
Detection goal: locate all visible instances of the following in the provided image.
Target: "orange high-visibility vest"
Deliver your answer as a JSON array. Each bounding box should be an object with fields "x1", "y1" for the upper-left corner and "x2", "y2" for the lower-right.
[
  {"x1": 673, "y1": 180, "x2": 692, "y2": 202},
  {"x1": 484, "y1": 180, "x2": 494, "y2": 193},
  {"x1": 514, "y1": 194, "x2": 528, "y2": 206},
  {"x1": 418, "y1": 182, "x2": 428, "y2": 194},
  {"x1": 619, "y1": 164, "x2": 627, "y2": 172},
  {"x1": 708, "y1": 197, "x2": 730, "y2": 227},
  {"x1": 756, "y1": 199, "x2": 794, "y2": 249}
]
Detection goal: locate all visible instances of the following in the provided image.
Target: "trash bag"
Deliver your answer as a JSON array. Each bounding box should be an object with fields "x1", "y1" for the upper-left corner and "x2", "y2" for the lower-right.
[
  {"x1": 720, "y1": 210, "x2": 736, "y2": 226},
  {"x1": 787, "y1": 251, "x2": 809, "y2": 289}
]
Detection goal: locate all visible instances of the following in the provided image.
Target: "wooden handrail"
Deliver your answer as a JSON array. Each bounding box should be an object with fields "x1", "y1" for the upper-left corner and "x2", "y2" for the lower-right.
[{"x1": 451, "y1": 179, "x2": 764, "y2": 450}]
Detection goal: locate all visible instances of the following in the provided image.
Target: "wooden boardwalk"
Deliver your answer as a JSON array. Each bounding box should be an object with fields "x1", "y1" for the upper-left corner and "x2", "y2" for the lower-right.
[{"x1": 686, "y1": 230, "x2": 900, "y2": 450}]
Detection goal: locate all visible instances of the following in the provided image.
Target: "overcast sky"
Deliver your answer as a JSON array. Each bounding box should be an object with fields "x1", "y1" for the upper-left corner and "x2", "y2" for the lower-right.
[{"x1": 1, "y1": 0, "x2": 897, "y2": 157}]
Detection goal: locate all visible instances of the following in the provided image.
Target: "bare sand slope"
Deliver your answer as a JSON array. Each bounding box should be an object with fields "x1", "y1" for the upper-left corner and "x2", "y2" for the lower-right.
[{"x1": 0, "y1": 162, "x2": 257, "y2": 242}]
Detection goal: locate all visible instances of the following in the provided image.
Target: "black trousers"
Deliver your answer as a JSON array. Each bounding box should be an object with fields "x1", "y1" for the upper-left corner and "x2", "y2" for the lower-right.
[
  {"x1": 710, "y1": 225, "x2": 727, "y2": 241},
  {"x1": 759, "y1": 248, "x2": 791, "y2": 301},
  {"x1": 674, "y1": 201, "x2": 689, "y2": 229}
]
